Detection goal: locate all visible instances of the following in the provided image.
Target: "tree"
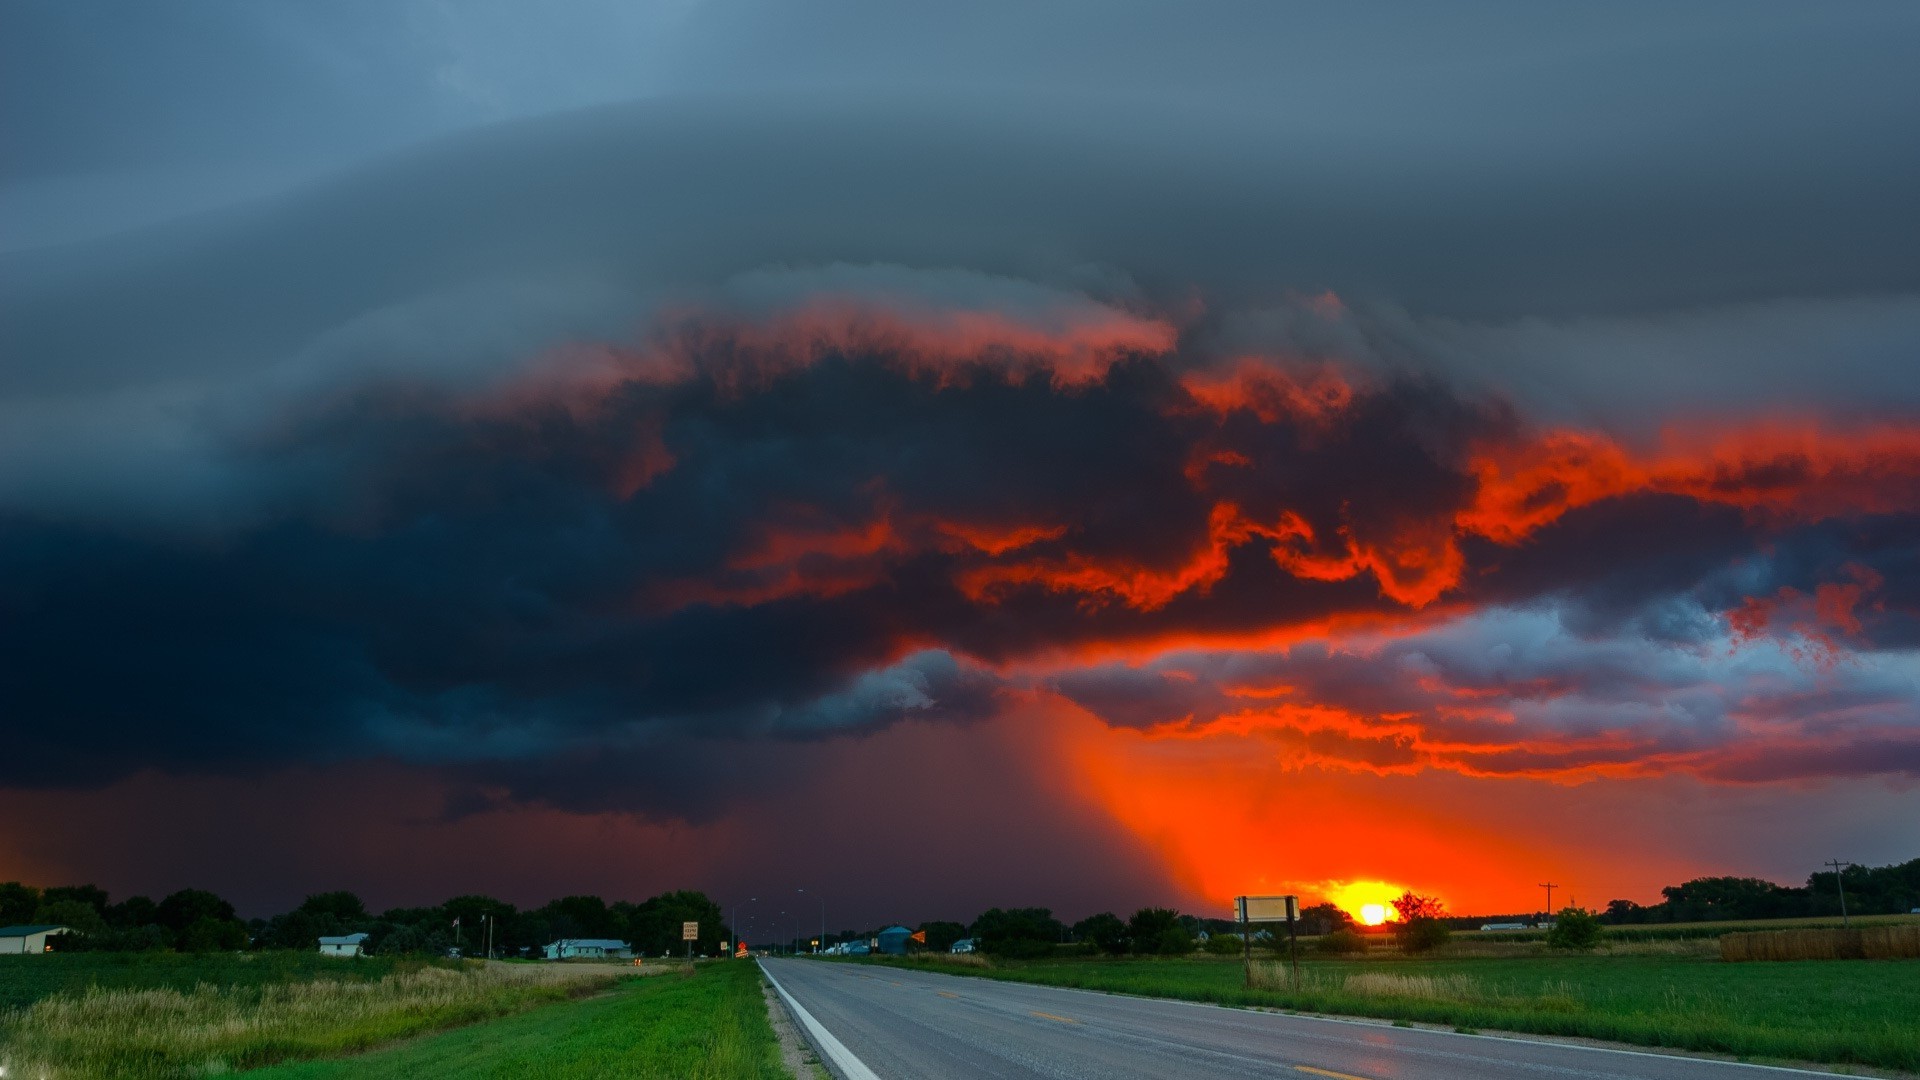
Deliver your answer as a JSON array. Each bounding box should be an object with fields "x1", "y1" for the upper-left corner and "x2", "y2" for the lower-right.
[
  {"x1": 108, "y1": 895, "x2": 159, "y2": 929},
  {"x1": 1126, "y1": 907, "x2": 1187, "y2": 955},
  {"x1": 1298, "y1": 902, "x2": 1352, "y2": 936},
  {"x1": 0, "y1": 882, "x2": 40, "y2": 925},
  {"x1": 917, "y1": 921, "x2": 968, "y2": 952},
  {"x1": 157, "y1": 889, "x2": 245, "y2": 952},
  {"x1": 33, "y1": 898, "x2": 106, "y2": 933},
  {"x1": 299, "y1": 891, "x2": 369, "y2": 924},
  {"x1": 1204, "y1": 932, "x2": 1243, "y2": 955},
  {"x1": 1390, "y1": 891, "x2": 1450, "y2": 953},
  {"x1": 1546, "y1": 907, "x2": 1604, "y2": 950},
  {"x1": 1073, "y1": 912, "x2": 1129, "y2": 955},
  {"x1": 971, "y1": 907, "x2": 1065, "y2": 958},
  {"x1": 626, "y1": 891, "x2": 726, "y2": 956},
  {"x1": 42, "y1": 884, "x2": 110, "y2": 920}
]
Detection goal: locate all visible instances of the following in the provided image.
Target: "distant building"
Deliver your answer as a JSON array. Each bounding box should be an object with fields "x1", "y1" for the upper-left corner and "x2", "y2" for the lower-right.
[
  {"x1": 0, "y1": 924, "x2": 70, "y2": 955},
  {"x1": 1479, "y1": 922, "x2": 1530, "y2": 931},
  {"x1": 544, "y1": 938, "x2": 632, "y2": 960},
  {"x1": 319, "y1": 932, "x2": 370, "y2": 957},
  {"x1": 950, "y1": 937, "x2": 977, "y2": 954},
  {"x1": 875, "y1": 925, "x2": 913, "y2": 955}
]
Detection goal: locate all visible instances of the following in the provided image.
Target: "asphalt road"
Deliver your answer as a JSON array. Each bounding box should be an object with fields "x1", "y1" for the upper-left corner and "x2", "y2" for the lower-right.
[{"x1": 759, "y1": 958, "x2": 1843, "y2": 1080}]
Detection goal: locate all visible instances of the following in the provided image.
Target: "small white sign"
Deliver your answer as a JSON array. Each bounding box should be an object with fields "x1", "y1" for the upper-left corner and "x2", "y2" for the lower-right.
[{"x1": 1236, "y1": 895, "x2": 1299, "y2": 922}]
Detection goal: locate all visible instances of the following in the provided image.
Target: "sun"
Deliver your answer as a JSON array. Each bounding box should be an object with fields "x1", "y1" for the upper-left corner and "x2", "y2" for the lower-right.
[{"x1": 1328, "y1": 880, "x2": 1405, "y2": 925}]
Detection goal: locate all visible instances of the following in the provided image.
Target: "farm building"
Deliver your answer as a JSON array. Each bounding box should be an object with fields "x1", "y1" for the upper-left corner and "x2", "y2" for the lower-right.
[
  {"x1": 544, "y1": 938, "x2": 632, "y2": 960},
  {"x1": 875, "y1": 925, "x2": 914, "y2": 955},
  {"x1": 318, "y1": 932, "x2": 370, "y2": 957},
  {"x1": 950, "y1": 937, "x2": 977, "y2": 954},
  {"x1": 0, "y1": 924, "x2": 69, "y2": 954}
]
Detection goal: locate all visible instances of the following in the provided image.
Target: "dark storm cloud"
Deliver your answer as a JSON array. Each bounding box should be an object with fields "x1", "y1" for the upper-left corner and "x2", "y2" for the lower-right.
[
  {"x1": 6, "y1": 312, "x2": 1917, "y2": 795},
  {"x1": 4, "y1": 2, "x2": 1919, "y2": 815}
]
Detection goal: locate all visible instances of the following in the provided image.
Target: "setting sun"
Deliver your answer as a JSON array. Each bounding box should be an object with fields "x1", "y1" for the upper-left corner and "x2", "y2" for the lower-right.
[{"x1": 1327, "y1": 880, "x2": 1407, "y2": 924}]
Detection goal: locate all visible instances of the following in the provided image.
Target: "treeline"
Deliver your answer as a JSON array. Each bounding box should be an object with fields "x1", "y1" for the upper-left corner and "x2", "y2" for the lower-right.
[
  {"x1": 1603, "y1": 858, "x2": 1920, "y2": 924},
  {"x1": 0, "y1": 881, "x2": 731, "y2": 956},
  {"x1": 857, "y1": 902, "x2": 1354, "y2": 960}
]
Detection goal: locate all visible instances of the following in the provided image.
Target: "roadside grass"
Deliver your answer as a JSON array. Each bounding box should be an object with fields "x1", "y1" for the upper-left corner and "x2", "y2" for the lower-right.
[
  {"x1": 0, "y1": 951, "x2": 446, "y2": 1011},
  {"x1": 242, "y1": 960, "x2": 786, "y2": 1080},
  {"x1": 851, "y1": 952, "x2": 1920, "y2": 1071},
  {"x1": 0, "y1": 959, "x2": 628, "y2": 1079}
]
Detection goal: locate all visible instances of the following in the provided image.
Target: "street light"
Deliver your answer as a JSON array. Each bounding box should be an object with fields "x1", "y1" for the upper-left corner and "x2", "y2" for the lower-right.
[
  {"x1": 730, "y1": 897, "x2": 758, "y2": 957},
  {"x1": 798, "y1": 888, "x2": 825, "y2": 954}
]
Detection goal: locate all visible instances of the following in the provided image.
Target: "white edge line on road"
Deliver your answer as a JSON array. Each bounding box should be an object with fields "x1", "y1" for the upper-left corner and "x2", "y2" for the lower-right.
[
  {"x1": 759, "y1": 959, "x2": 885, "y2": 1080},
  {"x1": 850, "y1": 962, "x2": 1851, "y2": 1078}
]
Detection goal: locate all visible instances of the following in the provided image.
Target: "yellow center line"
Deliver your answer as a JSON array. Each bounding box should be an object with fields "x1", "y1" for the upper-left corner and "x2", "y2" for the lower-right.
[
  {"x1": 1030, "y1": 1010, "x2": 1081, "y2": 1025},
  {"x1": 937, "y1": 991, "x2": 959, "y2": 999},
  {"x1": 1295, "y1": 1067, "x2": 1372, "y2": 1080}
]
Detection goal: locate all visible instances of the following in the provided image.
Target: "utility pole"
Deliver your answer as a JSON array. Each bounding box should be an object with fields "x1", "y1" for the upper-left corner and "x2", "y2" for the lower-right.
[
  {"x1": 1825, "y1": 861, "x2": 1854, "y2": 927},
  {"x1": 799, "y1": 888, "x2": 825, "y2": 955},
  {"x1": 1539, "y1": 882, "x2": 1558, "y2": 920}
]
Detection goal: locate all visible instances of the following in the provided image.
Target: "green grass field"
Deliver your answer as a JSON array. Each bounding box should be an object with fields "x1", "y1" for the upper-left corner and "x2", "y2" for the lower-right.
[
  {"x1": 0, "y1": 957, "x2": 624, "y2": 1078},
  {"x1": 242, "y1": 960, "x2": 787, "y2": 1080},
  {"x1": 859, "y1": 951, "x2": 1920, "y2": 1071},
  {"x1": 0, "y1": 951, "x2": 452, "y2": 1011}
]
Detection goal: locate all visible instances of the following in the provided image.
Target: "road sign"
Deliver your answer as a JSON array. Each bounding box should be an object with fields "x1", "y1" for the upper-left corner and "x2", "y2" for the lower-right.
[
  {"x1": 682, "y1": 921, "x2": 699, "y2": 941},
  {"x1": 1236, "y1": 895, "x2": 1298, "y2": 922}
]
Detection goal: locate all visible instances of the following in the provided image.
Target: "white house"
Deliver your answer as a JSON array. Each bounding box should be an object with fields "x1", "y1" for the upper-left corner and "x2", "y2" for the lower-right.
[
  {"x1": 1479, "y1": 921, "x2": 1531, "y2": 931},
  {"x1": 318, "y1": 932, "x2": 370, "y2": 957},
  {"x1": 543, "y1": 938, "x2": 632, "y2": 960},
  {"x1": 0, "y1": 924, "x2": 70, "y2": 954}
]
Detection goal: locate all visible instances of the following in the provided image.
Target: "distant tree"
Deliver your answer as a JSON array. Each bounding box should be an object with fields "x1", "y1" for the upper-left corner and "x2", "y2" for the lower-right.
[
  {"x1": 1390, "y1": 891, "x2": 1450, "y2": 954},
  {"x1": 1297, "y1": 902, "x2": 1352, "y2": 936},
  {"x1": 917, "y1": 921, "x2": 968, "y2": 952},
  {"x1": 33, "y1": 898, "x2": 106, "y2": 933},
  {"x1": 1204, "y1": 932, "x2": 1243, "y2": 955},
  {"x1": 1126, "y1": 908, "x2": 1185, "y2": 955},
  {"x1": 1072, "y1": 912, "x2": 1129, "y2": 955},
  {"x1": 537, "y1": 895, "x2": 620, "y2": 943},
  {"x1": 626, "y1": 891, "x2": 726, "y2": 956},
  {"x1": 157, "y1": 889, "x2": 244, "y2": 951},
  {"x1": 299, "y1": 891, "x2": 369, "y2": 924},
  {"x1": 971, "y1": 907, "x2": 1065, "y2": 957},
  {"x1": 1602, "y1": 899, "x2": 1645, "y2": 924},
  {"x1": 1316, "y1": 928, "x2": 1367, "y2": 955},
  {"x1": 1546, "y1": 908, "x2": 1604, "y2": 950},
  {"x1": 108, "y1": 895, "x2": 159, "y2": 929},
  {"x1": 0, "y1": 882, "x2": 41, "y2": 925},
  {"x1": 42, "y1": 884, "x2": 111, "y2": 919}
]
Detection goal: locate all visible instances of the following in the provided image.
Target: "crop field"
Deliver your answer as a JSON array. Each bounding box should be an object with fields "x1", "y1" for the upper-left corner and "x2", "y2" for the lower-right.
[
  {"x1": 242, "y1": 959, "x2": 786, "y2": 1079},
  {"x1": 0, "y1": 955, "x2": 635, "y2": 1079},
  {"x1": 0, "y1": 951, "x2": 452, "y2": 1012},
  {"x1": 1463, "y1": 912, "x2": 1920, "y2": 944},
  {"x1": 858, "y1": 950, "x2": 1920, "y2": 1072}
]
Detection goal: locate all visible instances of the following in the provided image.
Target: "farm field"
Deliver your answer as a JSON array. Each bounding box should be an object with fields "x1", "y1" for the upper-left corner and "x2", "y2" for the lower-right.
[
  {"x1": 0, "y1": 950, "x2": 453, "y2": 1011},
  {"x1": 0, "y1": 955, "x2": 636, "y2": 1079},
  {"x1": 242, "y1": 959, "x2": 787, "y2": 1080},
  {"x1": 857, "y1": 950, "x2": 1920, "y2": 1072},
  {"x1": 1463, "y1": 912, "x2": 1920, "y2": 943}
]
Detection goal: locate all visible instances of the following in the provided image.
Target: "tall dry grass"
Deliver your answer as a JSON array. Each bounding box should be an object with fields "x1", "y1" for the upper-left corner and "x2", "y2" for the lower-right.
[
  {"x1": 1721, "y1": 925, "x2": 1920, "y2": 962},
  {"x1": 1, "y1": 960, "x2": 619, "y2": 1079}
]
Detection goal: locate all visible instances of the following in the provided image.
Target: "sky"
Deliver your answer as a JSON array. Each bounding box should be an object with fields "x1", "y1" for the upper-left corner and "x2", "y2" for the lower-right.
[{"x1": 3, "y1": 0, "x2": 1918, "y2": 927}]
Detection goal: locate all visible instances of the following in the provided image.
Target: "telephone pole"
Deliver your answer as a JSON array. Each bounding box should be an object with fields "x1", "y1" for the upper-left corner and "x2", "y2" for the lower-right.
[
  {"x1": 1825, "y1": 860, "x2": 1854, "y2": 927},
  {"x1": 1539, "y1": 882, "x2": 1558, "y2": 919}
]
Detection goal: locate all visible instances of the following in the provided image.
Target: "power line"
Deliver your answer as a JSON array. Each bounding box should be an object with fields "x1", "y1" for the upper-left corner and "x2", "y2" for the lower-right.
[{"x1": 1539, "y1": 881, "x2": 1558, "y2": 917}]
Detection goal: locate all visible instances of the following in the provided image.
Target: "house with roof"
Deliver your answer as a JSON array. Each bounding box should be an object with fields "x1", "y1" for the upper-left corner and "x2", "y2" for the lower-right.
[
  {"x1": 318, "y1": 932, "x2": 370, "y2": 957},
  {"x1": 543, "y1": 938, "x2": 632, "y2": 960},
  {"x1": 0, "y1": 924, "x2": 71, "y2": 954}
]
